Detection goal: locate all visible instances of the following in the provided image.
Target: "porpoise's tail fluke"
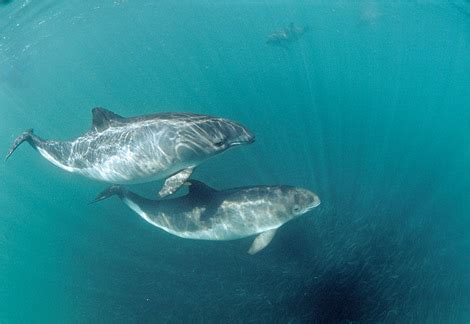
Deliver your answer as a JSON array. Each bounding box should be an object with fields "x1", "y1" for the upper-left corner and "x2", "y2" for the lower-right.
[
  {"x1": 89, "y1": 185, "x2": 123, "y2": 204},
  {"x1": 5, "y1": 129, "x2": 35, "y2": 161}
]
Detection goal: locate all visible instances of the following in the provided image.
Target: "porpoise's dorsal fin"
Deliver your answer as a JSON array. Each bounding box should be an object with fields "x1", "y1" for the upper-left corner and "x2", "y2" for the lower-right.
[
  {"x1": 186, "y1": 180, "x2": 220, "y2": 222},
  {"x1": 91, "y1": 107, "x2": 125, "y2": 131},
  {"x1": 185, "y1": 180, "x2": 217, "y2": 199}
]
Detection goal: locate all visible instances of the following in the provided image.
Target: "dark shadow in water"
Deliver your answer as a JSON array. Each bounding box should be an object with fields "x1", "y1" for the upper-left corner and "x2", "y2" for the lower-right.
[
  {"x1": 285, "y1": 264, "x2": 387, "y2": 323},
  {"x1": 313, "y1": 271, "x2": 371, "y2": 322}
]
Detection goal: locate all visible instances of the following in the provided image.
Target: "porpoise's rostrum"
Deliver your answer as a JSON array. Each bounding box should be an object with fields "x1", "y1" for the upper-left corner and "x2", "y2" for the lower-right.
[
  {"x1": 92, "y1": 180, "x2": 320, "y2": 254},
  {"x1": 5, "y1": 108, "x2": 254, "y2": 197}
]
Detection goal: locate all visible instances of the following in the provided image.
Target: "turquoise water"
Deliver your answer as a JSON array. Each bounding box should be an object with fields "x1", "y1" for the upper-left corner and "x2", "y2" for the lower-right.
[{"x1": 1, "y1": 1, "x2": 469, "y2": 322}]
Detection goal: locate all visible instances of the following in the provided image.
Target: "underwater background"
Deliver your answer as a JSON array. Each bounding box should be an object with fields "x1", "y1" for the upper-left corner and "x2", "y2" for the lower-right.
[{"x1": 1, "y1": 0, "x2": 469, "y2": 322}]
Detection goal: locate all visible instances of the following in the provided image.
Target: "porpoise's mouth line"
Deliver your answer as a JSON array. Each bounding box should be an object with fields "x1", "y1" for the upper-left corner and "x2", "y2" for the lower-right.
[
  {"x1": 307, "y1": 200, "x2": 321, "y2": 211},
  {"x1": 231, "y1": 137, "x2": 255, "y2": 146}
]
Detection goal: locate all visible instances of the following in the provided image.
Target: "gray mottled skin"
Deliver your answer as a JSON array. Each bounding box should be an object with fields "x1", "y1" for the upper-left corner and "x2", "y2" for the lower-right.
[
  {"x1": 266, "y1": 23, "x2": 309, "y2": 48},
  {"x1": 93, "y1": 180, "x2": 320, "y2": 253},
  {"x1": 6, "y1": 108, "x2": 254, "y2": 194}
]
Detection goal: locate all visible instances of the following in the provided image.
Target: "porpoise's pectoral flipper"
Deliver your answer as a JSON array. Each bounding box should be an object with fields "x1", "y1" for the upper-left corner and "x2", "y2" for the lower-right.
[
  {"x1": 89, "y1": 185, "x2": 123, "y2": 204},
  {"x1": 248, "y1": 228, "x2": 278, "y2": 255},
  {"x1": 158, "y1": 167, "x2": 195, "y2": 198},
  {"x1": 5, "y1": 129, "x2": 36, "y2": 161}
]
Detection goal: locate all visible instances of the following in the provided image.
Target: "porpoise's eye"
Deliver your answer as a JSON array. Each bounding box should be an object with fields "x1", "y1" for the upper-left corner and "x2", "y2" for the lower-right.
[
  {"x1": 293, "y1": 205, "x2": 301, "y2": 213},
  {"x1": 213, "y1": 138, "x2": 226, "y2": 147}
]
